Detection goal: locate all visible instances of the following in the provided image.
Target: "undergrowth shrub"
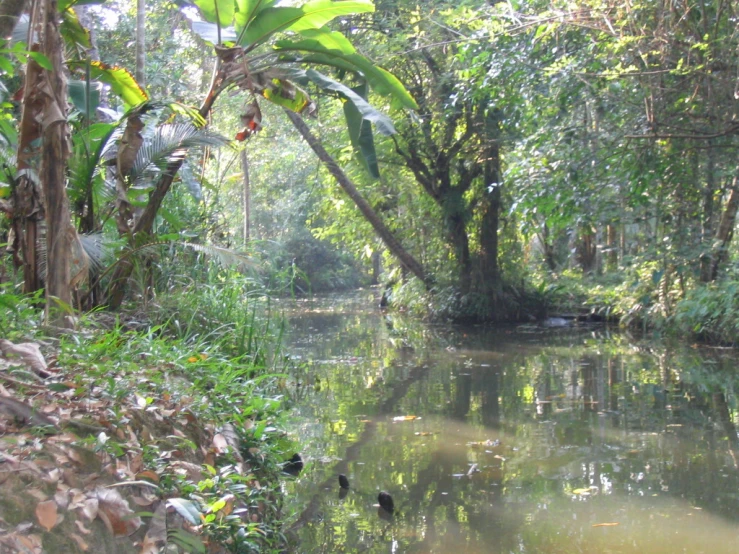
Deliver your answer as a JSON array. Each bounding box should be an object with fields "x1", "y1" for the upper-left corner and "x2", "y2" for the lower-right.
[{"x1": 672, "y1": 281, "x2": 739, "y2": 344}]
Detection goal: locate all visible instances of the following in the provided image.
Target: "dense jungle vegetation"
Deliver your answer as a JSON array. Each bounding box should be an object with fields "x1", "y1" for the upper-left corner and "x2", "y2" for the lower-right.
[
  {"x1": 0, "y1": 0, "x2": 737, "y2": 333},
  {"x1": 0, "y1": 0, "x2": 736, "y2": 551}
]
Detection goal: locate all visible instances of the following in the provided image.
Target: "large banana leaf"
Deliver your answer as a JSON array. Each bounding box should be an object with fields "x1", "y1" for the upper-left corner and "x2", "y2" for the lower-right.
[
  {"x1": 304, "y1": 69, "x2": 395, "y2": 135},
  {"x1": 234, "y1": 0, "x2": 374, "y2": 50},
  {"x1": 343, "y1": 83, "x2": 379, "y2": 179},
  {"x1": 190, "y1": 21, "x2": 237, "y2": 45},
  {"x1": 194, "y1": 0, "x2": 234, "y2": 28},
  {"x1": 68, "y1": 80, "x2": 102, "y2": 116},
  {"x1": 89, "y1": 62, "x2": 148, "y2": 108},
  {"x1": 275, "y1": 36, "x2": 418, "y2": 110},
  {"x1": 283, "y1": 0, "x2": 374, "y2": 33},
  {"x1": 260, "y1": 78, "x2": 314, "y2": 113},
  {"x1": 236, "y1": 0, "x2": 277, "y2": 26},
  {"x1": 60, "y1": 9, "x2": 92, "y2": 51}
]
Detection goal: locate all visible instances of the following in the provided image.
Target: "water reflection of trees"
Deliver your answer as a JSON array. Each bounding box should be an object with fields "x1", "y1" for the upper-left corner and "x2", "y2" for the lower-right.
[{"x1": 285, "y1": 302, "x2": 739, "y2": 552}]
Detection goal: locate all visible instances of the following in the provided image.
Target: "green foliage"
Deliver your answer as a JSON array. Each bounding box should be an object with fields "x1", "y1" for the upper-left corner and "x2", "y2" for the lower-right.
[
  {"x1": 672, "y1": 282, "x2": 739, "y2": 345},
  {"x1": 0, "y1": 287, "x2": 44, "y2": 339},
  {"x1": 52, "y1": 287, "x2": 295, "y2": 551}
]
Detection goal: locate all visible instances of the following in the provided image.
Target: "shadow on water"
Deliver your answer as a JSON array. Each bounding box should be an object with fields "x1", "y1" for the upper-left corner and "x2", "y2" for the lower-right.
[{"x1": 279, "y1": 291, "x2": 739, "y2": 553}]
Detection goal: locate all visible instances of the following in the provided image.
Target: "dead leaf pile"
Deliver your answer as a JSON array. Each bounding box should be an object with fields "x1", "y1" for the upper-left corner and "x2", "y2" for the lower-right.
[{"x1": 0, "y1": 337, "x2": 274, "y2": 553}]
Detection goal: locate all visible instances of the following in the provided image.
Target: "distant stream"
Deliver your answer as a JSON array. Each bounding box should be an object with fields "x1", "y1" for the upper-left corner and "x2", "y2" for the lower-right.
[{"x1": 279, "y1": 291, "x2": 739, "y2": 553}]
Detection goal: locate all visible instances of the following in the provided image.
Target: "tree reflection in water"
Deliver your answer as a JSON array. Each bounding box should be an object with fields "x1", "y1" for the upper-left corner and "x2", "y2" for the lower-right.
[{"x1": 280, "y1": 293, "x2": 739, "y2": 553}]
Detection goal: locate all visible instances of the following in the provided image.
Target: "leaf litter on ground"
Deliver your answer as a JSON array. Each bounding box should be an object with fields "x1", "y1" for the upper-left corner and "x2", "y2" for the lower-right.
[{"x1": 0, "y1": 334, "x2": 285, "y2": 553}]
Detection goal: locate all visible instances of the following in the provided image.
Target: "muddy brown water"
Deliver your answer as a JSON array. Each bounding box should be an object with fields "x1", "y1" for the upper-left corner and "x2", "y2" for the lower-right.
[{"x1": 279, "y1": 291, "x2": 739, "y2": 553}]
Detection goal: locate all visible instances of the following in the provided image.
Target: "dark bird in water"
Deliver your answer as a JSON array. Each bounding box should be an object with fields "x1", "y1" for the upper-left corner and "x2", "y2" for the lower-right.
[
  {"x1": 378, "y1": 491, "x2": 394, "y2": 513},
  {"x1": 283, "y1": 453, "x2": 304, "y2": 475},
  {"x1": 338, "y1": 474, "x2": 350, "y2": 489}
]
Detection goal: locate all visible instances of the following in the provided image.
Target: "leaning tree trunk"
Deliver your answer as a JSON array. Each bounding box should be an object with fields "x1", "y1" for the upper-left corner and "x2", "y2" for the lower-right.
[
  {"x1": 284, "y1": 109, "x2": 430, "y2": 288},
  {"x1": 40, "y1": 0, "x2": 72, "y2": 325}
]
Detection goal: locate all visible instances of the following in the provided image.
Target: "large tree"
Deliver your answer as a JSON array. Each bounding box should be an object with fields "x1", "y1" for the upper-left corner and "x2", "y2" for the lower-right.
[{"x1": 353, "y1": 1, "x2": 505, "y2": 299}]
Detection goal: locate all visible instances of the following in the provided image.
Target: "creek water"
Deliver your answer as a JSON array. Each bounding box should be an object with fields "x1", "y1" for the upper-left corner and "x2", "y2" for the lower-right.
[{"x1": 280, "y1": 291, "x2": 739, "y2": 553}]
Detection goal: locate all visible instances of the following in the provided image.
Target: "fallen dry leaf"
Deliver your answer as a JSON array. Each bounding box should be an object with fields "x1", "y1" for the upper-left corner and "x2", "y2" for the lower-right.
[
  {"x1": 212, "y1": 433, "x2": 229, "y2": 453},
  {"x1": 35, "y1": 499, "x2": 58, "y2": 531},
  {"x1": 140, "y1": 502, "x2": 167, "y2": 554},
  {"x1": 70, "y1": 532, "x2": 89, "y2": 551},
  {"x1": 136, "y1": 470, "x2": 160, "y2": 484},
  {"x1": 95, "y1": 487, "x2": 142, "y2": 536},
  {"x1": 0, "y1": 340, "x2": 50, "y2": 378},
  {"x1": 54, "y1": 487, "x2": 70, "y2": 510},
  {"x1": 15, "y1": 533, "x2": 43, "y2": 553},
  {"x1": 75, "y1": 496, "x2": 99, "y2": 521}
]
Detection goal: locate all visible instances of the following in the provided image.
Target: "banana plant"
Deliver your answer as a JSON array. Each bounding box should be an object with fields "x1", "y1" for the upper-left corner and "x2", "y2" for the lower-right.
[
  {"x1": 187, "y1": 0, "x2": 417, "y2": 177},
  {"x1": 105, "y1": 0, "x2": 420, "y2": 307}
]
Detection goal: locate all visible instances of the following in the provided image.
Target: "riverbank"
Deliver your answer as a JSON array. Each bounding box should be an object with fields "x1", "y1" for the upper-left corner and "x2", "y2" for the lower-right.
[
  {"x1": 385, "y1": 270, "x2": 739, "y2": 345},
  {"x1": 0, "y1": 292, "x2": 294, "y2": 553}
]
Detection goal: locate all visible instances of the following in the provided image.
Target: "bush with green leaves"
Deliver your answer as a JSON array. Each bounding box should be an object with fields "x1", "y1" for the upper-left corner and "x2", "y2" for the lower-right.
[{"x1": 672, "y1": 281, "x2": 739, "y2": 345}]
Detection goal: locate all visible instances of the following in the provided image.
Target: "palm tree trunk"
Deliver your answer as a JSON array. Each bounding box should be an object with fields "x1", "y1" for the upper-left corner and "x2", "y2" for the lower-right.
[
  {"x1": 284, "y1": 109, "x2": 430, "y2": 288},
  {"x1": 12, "y1": 0, "x2": 44, "y2": 294}
]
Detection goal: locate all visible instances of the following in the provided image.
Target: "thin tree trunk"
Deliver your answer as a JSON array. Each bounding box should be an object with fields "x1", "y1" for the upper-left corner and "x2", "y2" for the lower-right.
[
  {"x1": 575, "y1": 225, "x2": 597, "y2": 274},
  {"x1": 40, "y1": 0, "x2": 72, "y2": 325},
  {"x1": 241, "y1": 148, "x2": 250, "y2": 246},
  {"x1": 479, "y1": 136, "x2": 501, "y2": 290},
  {"x1": 447, "y1": 207, "x2": 471, "y2": 293},
  {"x1": 541, "y1": 223, "x2": 557, "y2": 272},
  {"x1": 606, "y1": 224, "x2": 618, "y2": 272},
  {"x1": 135, "y1": 0, "x2": 145, "y2": 86},
  {"x1": 284, "y1": 109, "x2": 430, "y2": 287},
  {"x1": 710, "y1": 174, "x2": 739, "y2": 281}
]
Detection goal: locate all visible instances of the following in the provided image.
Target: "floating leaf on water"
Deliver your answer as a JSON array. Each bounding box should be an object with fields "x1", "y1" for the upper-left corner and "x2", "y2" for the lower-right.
[
  {"x1": 467, "y1": 439, "x2": 500, "y2": 449},
  {"x1": 393, "y1": 415, "x2": 420, "y2": 422}
]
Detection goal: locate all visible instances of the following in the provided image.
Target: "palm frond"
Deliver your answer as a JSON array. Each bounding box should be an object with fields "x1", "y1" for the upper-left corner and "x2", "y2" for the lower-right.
[
  {"x1": 78, "y1": 233, "x2": 115, "y2": 274},
  {"x1": 180, "y1": 242, "x2": 256, "y2": 272},
  {"x1": 130, "y1": 123, "x2": 229, "y2": 185},
  {"x1": 36, "y1": 230, "x2": 114, "y2": 286}
]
